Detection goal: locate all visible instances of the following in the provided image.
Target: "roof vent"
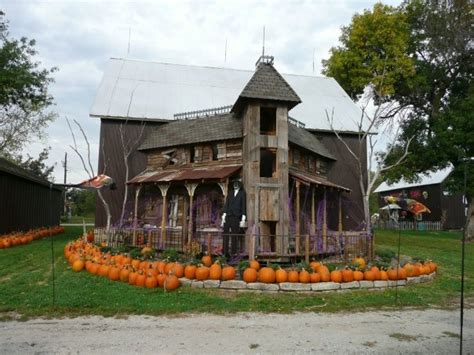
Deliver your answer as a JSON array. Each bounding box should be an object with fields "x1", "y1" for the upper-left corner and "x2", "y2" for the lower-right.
[{"x1": 255, "y1": 55, "x2": 274, "y2": 67}]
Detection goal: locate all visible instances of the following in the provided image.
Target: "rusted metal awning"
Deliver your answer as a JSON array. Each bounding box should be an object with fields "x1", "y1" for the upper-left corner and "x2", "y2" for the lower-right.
[
  {"x1": 128, "y1": 165, "x2": 242, "y2": 184},
  {"x1": 289, "y1": 168, "x2": 351, "y2": 192}
]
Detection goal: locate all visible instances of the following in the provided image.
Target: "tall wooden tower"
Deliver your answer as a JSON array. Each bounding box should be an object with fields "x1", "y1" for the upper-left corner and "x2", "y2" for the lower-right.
[{"x1": 231, "y1": 55, "x2": 301, "y2": 256}]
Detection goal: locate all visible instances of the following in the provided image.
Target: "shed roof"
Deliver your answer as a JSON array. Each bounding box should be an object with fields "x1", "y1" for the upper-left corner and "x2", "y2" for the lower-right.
[
  {"x1": 139, "y1": 113, "x2": 335, "y2": 160},
  {"x1": 373, "y1": 167, "x2": 453, "y2": 193},
  {"x1": 128, "y1": 164, "x2": 241, "y2": 184},
  {"x1": 0, "y1": 156, "x2": 60, "y2": 189},
  {"x1": 289, "y1": 167, "x2": 350, "y2": 192},
  {"x1": 90, "y1": 58, "x2": 367, "y2": 132},
  {"x1": 232, "y1": 62, "x2": 301, "y2": 112}
]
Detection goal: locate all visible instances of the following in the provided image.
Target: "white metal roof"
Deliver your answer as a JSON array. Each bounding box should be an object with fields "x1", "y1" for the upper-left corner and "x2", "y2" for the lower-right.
[
  {"x1": 90, "y1": 58, "x2": 366, "y2": 132},
  {"x1": 374, "y1": 167, "x2": 453, "y2": 193}
]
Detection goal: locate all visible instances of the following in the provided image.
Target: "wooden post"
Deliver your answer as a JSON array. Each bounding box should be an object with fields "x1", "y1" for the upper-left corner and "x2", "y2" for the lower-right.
[
  {"x1": 158, "y1": 183, "x2": 170, "y2": 244},
  {"x1": 304, "y1": 234, "x2": 310, "y2": 263},
  {"x1": 207, "y1": 233, "x2": 212, "y2": 255},
  {"x1": 295, "y1": 180, "x2": 301, "y2": 255},
  {"x1": 133, "y1": 185, "x2": 142, "y2": 246},
  {"x1": 323, "y1": 189, "x2": 327, "y2": 252},
  {"x1": 310, "y1": 187, "x2": 316, "y2": 235},
  {"x1": 338, "y1": 192, "x2": 343, "y2": 233},
  {"x1": 185, "y1": 183, "x2": 199, "y2": 245}
]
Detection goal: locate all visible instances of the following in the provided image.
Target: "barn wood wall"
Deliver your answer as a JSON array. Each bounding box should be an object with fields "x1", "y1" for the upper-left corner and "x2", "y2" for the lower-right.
[
  {"x1": 96, "y1": 119, "x2": 165, "y2": 227},
  {"x1": 0, "y1": 174, "x2": 61, "y2": 233},
  {"x1": 310, "y1": 132, "x2": 367, "y2": 230},
  {"x1": 146, "y1": 139, "x2": 242, "y2": 169}
]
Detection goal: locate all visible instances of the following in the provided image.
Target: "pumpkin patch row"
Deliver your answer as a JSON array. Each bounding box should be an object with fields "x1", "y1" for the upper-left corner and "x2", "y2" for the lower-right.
[
  {"x1": 0, "y1": 226, "x2": 65, "y2": 249},
  {"x1": 239, "y1": 259, "x2": 437, "y2": 284},
  {"x1": 65, "y1": 239, "x2": 437, "y2": 292}
]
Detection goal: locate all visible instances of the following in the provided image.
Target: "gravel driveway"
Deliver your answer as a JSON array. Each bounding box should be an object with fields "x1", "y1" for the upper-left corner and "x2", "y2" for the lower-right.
[{"x1": 1, "y1": 309, "x2": 472, "y2": 354}]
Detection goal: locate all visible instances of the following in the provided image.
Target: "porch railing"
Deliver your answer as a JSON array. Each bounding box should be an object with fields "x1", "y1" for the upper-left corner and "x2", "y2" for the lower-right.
[{"x1": 93, "y1": 227, "x2": 373, "y2": 263}]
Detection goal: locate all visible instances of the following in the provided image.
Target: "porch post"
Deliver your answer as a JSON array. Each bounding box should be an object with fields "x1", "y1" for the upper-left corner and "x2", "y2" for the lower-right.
[
  {"x1": 133, "y1": 185, "x2": 142, "y2": 246},
  {"x1": 295, "y1": 180, "x2": 301, "y2": 255},
  {"x1": 158, "y1": 183, "x2": 170, "y2": 244},
  {"x1": 338, "y1": 192, "x2": 343, "y2": 233},
  {"x1": 185, "y1": 183, "x2": 199, "y2": 245},
  {"x1": 323, "y1": 189, "x2": 327, "y2": 252}
]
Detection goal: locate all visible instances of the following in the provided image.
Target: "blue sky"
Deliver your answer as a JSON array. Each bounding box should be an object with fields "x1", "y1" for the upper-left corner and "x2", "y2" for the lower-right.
[{"x1": 2, "y1": 0, "x2": 400, "y2": 182}]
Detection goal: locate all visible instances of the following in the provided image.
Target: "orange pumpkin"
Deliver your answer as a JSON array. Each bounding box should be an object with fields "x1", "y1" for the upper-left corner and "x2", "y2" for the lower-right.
[
  {"x1": 164, "y1": 275, "x2": 180, "y2": 291},
  {"x1": 156, "y1": 273, "x2": 166, "y2": 287},
  {"x1": 403, "y1": 263, "x2": 415, "y2": 277},
  {"x1": 310, "y1": 272, "x2": 321, "y2": 283},
  {"x1": 195, "y1": 266, "x2": 210, "y2": 281},
  {"x1": 342, "y1": 268, "x2": 354, "y2": 282},
  {"x1": 330, "y1": 270, "x2": 342, "y2": 283},
  {"x1": 275, "y1": 268, "x2": 288, "y2": 283},
  {"x1": 353, "y1": 270, "x2": 364, "y2": 281},
  {"x1": 120, "y1": 268, "x2": 131, "y2": 282},
  {"x1": 299, "y1": 270, "x2": 311, "y2": 283},
  {"x1": 363, "y1": 270, "x2": 376, "y2": 281},
  {"x1": 370, "y1": 266, "x2": 381, "y2": 280},
  {"x1": 243, "y1": 268, "x2": 258, "y2": 283},
  {"x1": 209, "y1": 263, "x2": 222, "y2": 280},
  {"x1": 380, "y1": 270, "x2": 389, "y2": 280},
  {"x1": 145, "y1": 276, "x2": 158, "y2": 288},
  {"x1": 128, "y1": 272, "x2": 138, "y2": 285},
  {"x1": 287, "y1": 270, "x2": 299, "y2": 283},
  {"x1": 258, "y1": 267, "x2": 276, "y2": 284},
  {"x1": 170, "y1": 263, "x2": 184, "y2": 278},
  {"x1": 184, "y1": 265, "x2": 197, "y2": 279},
  {"x1": 309, "y1": 261, "x2": 321, "y2": 272},
  {"x1": 135, "y1": 273, "x2": 146, "y2": 287},
  {"x1": 249, "y1": 260, "x2": 261, "y2": 271},
  {"x1": 318, "y1": 265, "x2": 330, "y2": 282},
  {"x1": 98, "y1": 265, "x2": 110, "y2": 277},
  {"x1": 72, "y1": 259, "x2": 84, "y2": 272},
  {"x1": 201, "y1": 255, "x2": 212, "y2": 267},
  {"x1": 222, "y1": 266, "x2": 236, "y2": 281},
  {"x1": 108, "y1": 267, "x2": 121, "y2": 281}
]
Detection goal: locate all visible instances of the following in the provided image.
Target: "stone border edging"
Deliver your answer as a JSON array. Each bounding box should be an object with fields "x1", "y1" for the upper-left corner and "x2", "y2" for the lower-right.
[{"x1": 178, "y1": 272, "x2": 436, "y2": 293}]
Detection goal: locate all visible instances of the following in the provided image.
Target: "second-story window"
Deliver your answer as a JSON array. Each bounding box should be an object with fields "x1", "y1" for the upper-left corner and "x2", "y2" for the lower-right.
[{"x1": 260, "y1": 107, "x2": 277, "y2": 135}]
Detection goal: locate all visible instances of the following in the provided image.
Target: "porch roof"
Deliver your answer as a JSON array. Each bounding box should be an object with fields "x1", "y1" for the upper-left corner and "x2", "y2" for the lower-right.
[
  {"x1": 128, "y1": 164, "x2": 242, "y2": 184},
  {"x1": 289, "y1": 167, "x2": 351, "y2": 192}
]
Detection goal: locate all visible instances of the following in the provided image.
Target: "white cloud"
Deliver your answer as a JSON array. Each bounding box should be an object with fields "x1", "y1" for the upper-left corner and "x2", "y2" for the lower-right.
[{"x1": 2, "y1": 0, "x2": 402, "y2": 182}]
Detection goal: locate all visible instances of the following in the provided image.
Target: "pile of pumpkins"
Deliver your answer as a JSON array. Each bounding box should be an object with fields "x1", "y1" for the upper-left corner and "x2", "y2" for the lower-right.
[
  {"x1": 64, "y1": 239, "x2": 240, "y2": 291},
  {"x1": 65, "y1": 239, "x2": 437, "y2": 292},
  {"x1": 240, "y1": 257, "x2": 437, "y2": 284},
  {"x1": 0, "y1": 226, "x2": 65, "y2": 249}
]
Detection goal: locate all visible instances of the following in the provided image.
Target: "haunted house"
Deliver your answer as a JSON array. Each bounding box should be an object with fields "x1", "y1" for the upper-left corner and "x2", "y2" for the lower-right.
[{"x1": 90, "y1": 56, "x2": 369, "y2": 259}]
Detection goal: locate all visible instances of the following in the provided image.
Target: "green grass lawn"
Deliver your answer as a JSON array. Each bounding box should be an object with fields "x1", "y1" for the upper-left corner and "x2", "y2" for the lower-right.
[{"x1": 0, "y1": 227, "x2": 472, "y2": 319}]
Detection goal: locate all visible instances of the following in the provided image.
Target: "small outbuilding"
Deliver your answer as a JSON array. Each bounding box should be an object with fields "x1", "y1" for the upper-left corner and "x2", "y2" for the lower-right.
[
  {"x1": 374, "y1": 167, "x2": 465, "y2": 230},
  {"x1": 0, "y1": 157, "x2": 62, "y2": 234}
]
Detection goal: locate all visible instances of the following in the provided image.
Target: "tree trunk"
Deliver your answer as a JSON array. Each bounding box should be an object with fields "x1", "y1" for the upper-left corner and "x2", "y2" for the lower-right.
[{"x1": 465, "y1": 198, "x2": 474, "y2": 242}]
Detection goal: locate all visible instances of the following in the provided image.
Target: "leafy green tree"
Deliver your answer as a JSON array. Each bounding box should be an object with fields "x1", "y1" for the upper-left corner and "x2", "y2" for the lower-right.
[
  {"x1": 14, "y1": 147, "x2": 55, "y2": 181},
  {"x1": 67, "y1": 189, "x2": 96, "y2": 217},
  {"x1": 322, "y1": 3, "x2": 415, "y2": 103},
  {"x1": 0, "y1": 11, "x2": 57, "y2": 156}
]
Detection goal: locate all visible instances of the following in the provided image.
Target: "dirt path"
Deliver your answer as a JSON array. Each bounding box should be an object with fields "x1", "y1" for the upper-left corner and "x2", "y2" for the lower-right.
[{"x1": 1, "y1": 309, "x2": 472, "y2": 354}]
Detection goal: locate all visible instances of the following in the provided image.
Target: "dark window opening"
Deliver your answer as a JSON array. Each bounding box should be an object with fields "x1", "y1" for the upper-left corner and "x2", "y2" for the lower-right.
[
  {"x1": 260, "y1": 107, "x2": 277, "y2": 135},
  {"x1": 190, "y1": 147, "x2": 195, "y2": 163},
  {"x1": 260, "y1": 148, "x2": 276, "y2": 177},
  {"x1": 293, "y1": 149, "x2": 300, "y2": 165},
  {"x1": 212, "y1": 143, "x2": 219, "y2": 161},
  {"x1": 260, "y1": 221, "x2": 276, "y2": 252}
]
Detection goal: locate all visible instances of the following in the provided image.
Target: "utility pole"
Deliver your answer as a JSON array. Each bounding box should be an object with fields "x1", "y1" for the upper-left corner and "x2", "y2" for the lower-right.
[{"x1": 62, "y1": 152, "x2": 67, "y2": 216}]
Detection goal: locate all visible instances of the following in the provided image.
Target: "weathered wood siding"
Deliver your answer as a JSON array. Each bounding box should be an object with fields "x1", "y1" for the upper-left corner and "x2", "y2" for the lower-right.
[
  {"x1": 0, "y1": 174, "x2": 61, "y2": 233},
  {"x1": 310, "y1": 132, "x2": 367, "y2": 230},
  {"x1": 95, "y1": 119, "x2": 165, "y2": 227}
]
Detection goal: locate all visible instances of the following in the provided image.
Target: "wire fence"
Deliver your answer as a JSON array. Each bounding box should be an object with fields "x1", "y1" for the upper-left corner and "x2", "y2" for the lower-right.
[
  {"x1": 93, "y1": 227, "x2": 373, "y2": 264},
  {"x1": 375, "y1": 220, "x2": 442, "y2": 231}
]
